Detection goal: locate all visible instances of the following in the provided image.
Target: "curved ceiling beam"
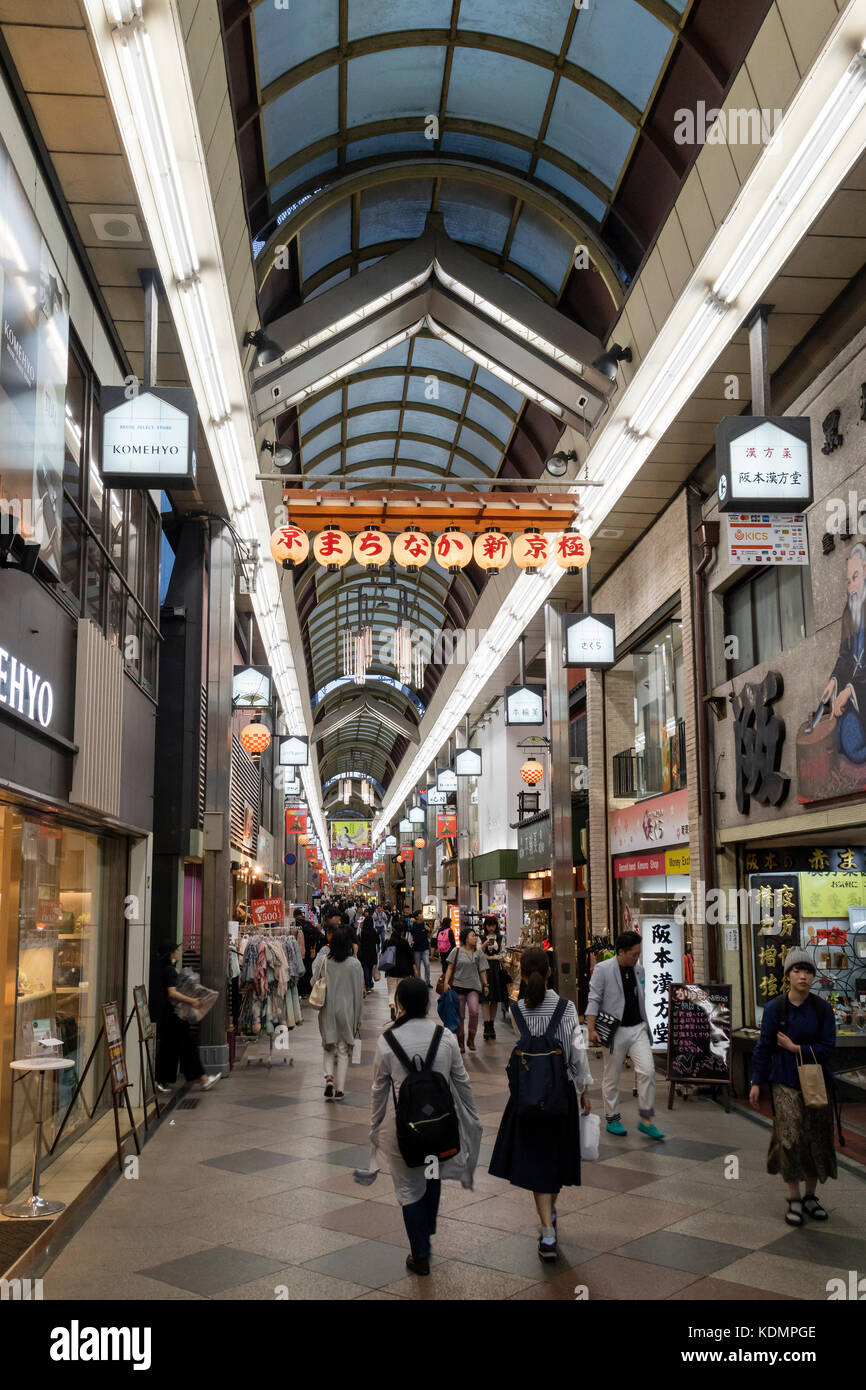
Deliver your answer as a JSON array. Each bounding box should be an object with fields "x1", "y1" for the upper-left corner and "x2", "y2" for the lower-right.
[
  {"x1": 311, "y1": 674, "x2": 427, "y2": 717},
  {"x1": 297, "y1": 365, "x2": 518, "y2": 421},
  {"x1": 258, "y1": 31, "x2": 643, "y2": 130},
  {"x1": 258, "y1": 161, "x2": 623, "y2": 308},
  {"x1": 303, "y1": 434, "x2": 499, "y2": 478},
  {"x1": 314, "y1": 695, "x2": 420, "y2": 745}
]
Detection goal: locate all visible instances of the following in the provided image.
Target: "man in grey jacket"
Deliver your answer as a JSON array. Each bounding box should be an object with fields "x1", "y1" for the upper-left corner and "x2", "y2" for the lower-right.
[{"x1": 585, "y1": 931, "x2": 664, "y2": 1141}]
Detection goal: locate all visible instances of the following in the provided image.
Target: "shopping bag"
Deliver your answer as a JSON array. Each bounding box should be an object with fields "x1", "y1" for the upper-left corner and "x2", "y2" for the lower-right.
[
  {"x1": 351, "y1": 1037, "x2": 363, "y2": 1065},
  {"x1": 579, "y1": 1112, "x2": 600, "y2": 1162},
  {"x1": 378, "y1": 945, "x2": 396, "y2": 970},
  {"x1": 307, "y1": 959, "x2": 327, "y2": 1010},
  {"x1": 372, "y1": 966, "x2": 381, "y2": 982},
  {"x1": 796, "y1": 1046, "x2": 829, "y2": 1108}
]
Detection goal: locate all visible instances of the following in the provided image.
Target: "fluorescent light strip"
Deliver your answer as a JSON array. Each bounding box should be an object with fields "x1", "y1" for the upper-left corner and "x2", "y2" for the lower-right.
[
  {"x1": 94, "y1": 0, "x2": 333, "y2": 874},
  {"x1": 273, "y1": 268, "x2": 433, "y2": 366},
  {"x1": 434, "y1": 260, "x2": 586, "y2": 378},
  {"x1": 626, "y1": 293, "x2": 728, "y2": 437},
  {"x1": 282, "y1": 321, "x2": 426, "y2": 408},
  {"x1": 714, "y1": 47, "x2": 866, "y2": 303},
  {"x1": 425, "y1": 318, "x2": 564, "y2": 416}
]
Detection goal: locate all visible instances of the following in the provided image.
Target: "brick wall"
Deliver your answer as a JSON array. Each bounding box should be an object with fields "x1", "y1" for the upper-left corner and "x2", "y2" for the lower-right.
[{"x1": 587, "y1": 490, "x2": 705, "y2": 978}]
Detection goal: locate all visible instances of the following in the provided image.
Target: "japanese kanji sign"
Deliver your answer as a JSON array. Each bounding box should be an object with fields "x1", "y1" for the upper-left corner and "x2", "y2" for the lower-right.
[
  {"x1": 505, "y1": 684, "x2": 545, "y2": 725},
  {"x1": 562, "y1": 612, "x2": 616, "y2": 669},
  {"x1": 716, "y1": 415, "x2": 812, "y2": 513},
  {"x1": 749, "y1": 872, "x2": 799, "y2": 1011},
  {"x1": 640, "y1": 916, "x2": 683, "y2": 1052},
  {"x1": 666, "y1": 983, "x2": 732, "y2": 1084},
  {"x1": 732, "y1": 672, "x2": 789, "y2": 813}
]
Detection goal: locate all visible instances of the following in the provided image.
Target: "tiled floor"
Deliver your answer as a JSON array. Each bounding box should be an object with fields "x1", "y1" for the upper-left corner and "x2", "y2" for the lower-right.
[{"x1": 40, "y1": 975, "x2": 866, "y2": 1301}]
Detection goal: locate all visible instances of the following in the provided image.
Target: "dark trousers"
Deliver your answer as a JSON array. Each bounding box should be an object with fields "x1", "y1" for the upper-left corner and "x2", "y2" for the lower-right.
[
  {"x1": 362, "y1": 962, "x2": 374, "y2": 989},
  {"x1": 401, "y1": 1179, "x2": 441, "y2": 1260},
  {"x1": 156, "y1": 1011, "x2": 204, "y2": 1085},
  {"x1": 439, "y1": 952, "x2": 450, "y2": 975}
]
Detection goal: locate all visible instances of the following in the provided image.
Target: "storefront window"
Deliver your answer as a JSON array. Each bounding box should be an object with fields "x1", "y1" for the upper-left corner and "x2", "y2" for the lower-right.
[
  {"x1": 2, "y1": 807, "x2": 126, "y2": 1193},
  {"x1": 608, "y1": 618, "x2": 685, "y2": 805},
  {"x1": 724, "y1": 567, "x2": 811, "y2": 679}
]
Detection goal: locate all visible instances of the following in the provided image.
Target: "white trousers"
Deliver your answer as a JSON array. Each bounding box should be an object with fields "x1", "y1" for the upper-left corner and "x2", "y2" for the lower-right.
[
  {"x1": 602, "y1": 1023, "x2": 656, "y2": 1120},
  {"x1": 322, "y1": 1040, "x2": 351, "y2": 1093}
]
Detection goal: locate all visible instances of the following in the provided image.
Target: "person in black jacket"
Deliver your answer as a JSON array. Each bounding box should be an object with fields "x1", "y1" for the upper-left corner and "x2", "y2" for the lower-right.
[
  {"x1": 385, "y1": 921, "x2": 417, "y2": 1021},
  {"x1": 295, "y1": 910, "x2": 326, "y2": 997},
  {"x1": 359, "y1": 912, "x2": 380, "y2": 994},
  {"x1": 750, "y1": 947, "x2": 837, "y2": 1226}
]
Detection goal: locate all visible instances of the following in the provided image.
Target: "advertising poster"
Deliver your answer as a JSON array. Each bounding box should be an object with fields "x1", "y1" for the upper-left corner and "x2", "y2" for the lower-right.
[
  {"x1": 250, "y1": 897, "x2": 283, "y2": 925},
  {"x1": 666, "y1": 983, "x2": 732, "y2": 1083},
  {"x1": 330, "y1": 819, "x2": 370, "y2": 849},
  {"x1": 0, "y1": 131, "x2": 69, "y2": 577},
  {"x1": 102, "y1": 1001, "x2": 128, "y2": 1093},
  {"x1": 132, "y1": 985, "x2": 153, "y2": 1041}
]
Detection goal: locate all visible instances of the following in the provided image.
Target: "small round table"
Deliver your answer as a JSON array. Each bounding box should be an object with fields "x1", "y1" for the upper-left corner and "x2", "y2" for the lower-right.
[{"x1": 2, "y1": 1058, "x2": 74, "y2": 1219}]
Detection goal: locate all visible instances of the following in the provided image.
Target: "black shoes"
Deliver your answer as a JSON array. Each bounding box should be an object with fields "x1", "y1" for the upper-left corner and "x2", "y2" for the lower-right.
[
  {"x1": 483, "y1": 1021, "x2": 497, "y2": 1041},
  {"x1": 406, "y1": 1255, "x2": 430, "y2": 1276}
]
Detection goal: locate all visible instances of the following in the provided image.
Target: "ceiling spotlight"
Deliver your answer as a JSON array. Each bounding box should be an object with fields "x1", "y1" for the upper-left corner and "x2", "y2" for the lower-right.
[
  {"x1": 592, "y1": 343, "x2": 632, "y2": 382},
  {"x1": 243, "y1": 329, "x2": 283, "y2": 367},
  {"x1": 546, "y1": 449, "x2": 578, "y2": 478},
  {"x1": 260, "y1": 439, "x2": 294, "y2": 472}
]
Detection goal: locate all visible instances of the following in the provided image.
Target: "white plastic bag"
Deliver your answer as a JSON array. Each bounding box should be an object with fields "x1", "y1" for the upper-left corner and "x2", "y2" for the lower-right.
[
  {"x1": 351, "y1": 1037, "x2": 363, "y2": 1065},
  {"x1": 579, "y1": 1112, "x2": 600, "y2": 1162}
]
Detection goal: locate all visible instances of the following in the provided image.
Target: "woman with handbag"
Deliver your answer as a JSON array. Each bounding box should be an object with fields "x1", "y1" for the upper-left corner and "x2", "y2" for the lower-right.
[
  {"x1": 382, "y1": 920, "x2": 417, "y2": 1021},
  {"x1": 750, "y1": 947, "x2": 837, "y2": 1226},
  {"x1": 311, "y1": 928, "x2": 363, "y2": 1102},
  {"x1": 479, "y1": 918, "x2": 507, "y2": 1041},
  {"x1": 443, "y1": 926, "x2": 489, "y2": 1053}
]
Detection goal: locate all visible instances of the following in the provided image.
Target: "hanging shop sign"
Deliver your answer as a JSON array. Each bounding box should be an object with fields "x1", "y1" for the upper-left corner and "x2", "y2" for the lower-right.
[
  {"x1": 285, "y1": 808, "x2": 308, "y2": 834},
  {"x1": 437, "y1": 769, "x2": 458, "y2": 792},
  {"x1": 517, "y1": 815, "x2": 551, "y2": 874},
  {"x1": 640, "y1": 916, "x2": 683, "y2": 1053},
  {"x1": 750, "y1": 873, "x2": 800, "y2": 1007},
  {"x1": 426, "y1": 788, "x2": 448, "y2": 805},
  {"x1": 726, "y1": 513, "x2": 808, "y2": 566},
  {"x1": 455, "y1": 748, "x2": 482, "y2": 776},
  {"x1": 408, "y1": 806, "x2": 425, "y2": 824},
  {"x1": 436, "y1": 812, "x2": 457, "y2": 838},
  {"x1": 666, "y1": 983, "x2": 733, "y2": 1085},
  {"x1": 385, "y1": 834, "x2": 398, "y2": 848},
  {"x1": 330, "y1": 819, "x2": 371, "y2": 848},
  {"x1": 232, "y1": 665, "x2": 271, "y2": 709},
  {"x1": 279, "y1": 735, "x2": 309, "y2": 767},
  {"x1": 0, "y1": 130, "x2": 69, "y2": 578},
  {"x1": 562, "y1": 612, "x2": 616, "y2": 669},
  {"x1": 716, "y1": 416, "x2": 812, "y2": 514},
  {"x1": 250, "y1": 897, "x2": 283, "y2": 925},
  {"x1": 505, "y1": 685, "x2": 545, "y2": 725},
  {"x1": 100, "y1": 385, "x2": 197, "y2": 490},
  {"x1": 282, "y1": 776, "x2": 300, "y2": 797}
]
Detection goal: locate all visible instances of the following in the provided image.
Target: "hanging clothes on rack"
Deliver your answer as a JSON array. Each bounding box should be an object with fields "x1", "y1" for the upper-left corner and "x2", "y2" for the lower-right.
[
  {"x1": 237, "y1": 932, "x2": 292, "y2": 1036},
  {"x1": 283, "y1": 929, "x2": 305, "y2": 1027}
]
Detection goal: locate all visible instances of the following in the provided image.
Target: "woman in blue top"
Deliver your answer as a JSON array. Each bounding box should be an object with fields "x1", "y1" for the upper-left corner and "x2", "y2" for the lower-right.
[{"x1": 750, "y1": 947, "x2": 837, "y2": 1227}]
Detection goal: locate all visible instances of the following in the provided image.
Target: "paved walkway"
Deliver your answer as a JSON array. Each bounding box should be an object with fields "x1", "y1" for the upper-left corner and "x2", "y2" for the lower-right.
[{"x1": 42, "y1": 977, "x2": 866, "y2": 1301}]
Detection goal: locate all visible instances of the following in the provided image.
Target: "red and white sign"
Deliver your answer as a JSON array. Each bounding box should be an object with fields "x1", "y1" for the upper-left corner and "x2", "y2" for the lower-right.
[
  {"x1": 436, "y1": 812, "x2": 457, "y2": 838},
  {"x1": 250, "y1": 897, "x2": 283, "y2": 925},
  {"x1": 608, "y1": 788, "x2": 689, "y2": 857},
  {"x1": 613, "y1": 854, "x2": 666, "y2": 879},
  {"x1": 286, "y1": 808, "x2": 308, "y2": 834}
]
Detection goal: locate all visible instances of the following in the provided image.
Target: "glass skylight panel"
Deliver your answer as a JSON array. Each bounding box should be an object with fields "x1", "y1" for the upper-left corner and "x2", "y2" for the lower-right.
[
  {"x1": 270, "y1": 152, "x2": 339, "y2": 210},
  {"x1": 303, "y1": 422, "x2": 342, "y2": 461},
  {"x1": 464, "y1": 394, "x2": 514, "y2": 440},
  {"x1": 411, "y1": 335, "x2": 473, "y2": 378},
  {"x1": 347, "y1": 0, "x2": 453, "y2": 41},
  {"x1": 405, "y1": 376, "x2": 465, "y2": 413},
  {"x1": 568, "y1": 0, "x2": 672, "y2": 109},
  {"x1": 253, "y1": 0, "x2": 339, "y2": 90},
  {"x1": 347, "y1": 132, "x2": 432, "y2": 162},
  {"x1": 299, "y1": 197, "x2": 351, "y2": 280},
  {"x1": 299, "y1": 390, "x2": 341, "y2": 435},
  {"x1": 359, "y1": 181, "x2": 434, "y2": 247},
  {"x1": 263, "y1": 68, "x2": 339, "y2": 170},
  {"x1": 446, "y1": 48, "x2": 550, "y2": 139},
  {"x1": 348, "y1": 377, "x2": 403, "y2": 409},
  {"x1": 546, "y1": 80, "x2": 633, "y2": 190},
  {"x1": 457, "y1": 425, "x2": 502, "y2": 472},
  {"x1": 437, "y1": 181, "x2": 512, "y2": 255},
  {"x1": 439, "y1": 133, "x2": 531, "y2": 172},
  {"x1": 346, "y1": 409, "x2": 401, "y2": 439},
  {"x1": 457, "y1": 0, "x2": 572, "y2": 52},
  {"x1": 533, "y1": 160, "x2": 607, "y2": 223},
  {"x1": 507, "y1": 206, "x2": 576, "y2": 293},
  {"x1": 474, "y1": 366, "x2": 523, "y2": 413},
  {"x1": 401, "y1": 409, "x2": 455, "y2": 443},
  {"x1": 347, "y1": 48, "x2": 446, "y2": 129},
  {"x1": 396, "y1": 439, "x2": 451, "y2": 468}
]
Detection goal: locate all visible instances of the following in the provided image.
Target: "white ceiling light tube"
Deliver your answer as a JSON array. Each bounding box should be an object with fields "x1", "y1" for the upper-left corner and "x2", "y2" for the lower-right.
[
  {"x1": 282, "y1": 322, "x2": 425, "y2": 408},
  {"x1": 425, "y1": 319, "x2": 564, "y2": 416},
  {"x1": 273, "y1": 268, "x2": 433, "y2": 366},
  {"x1": 714, "y1": 44, "x2": 866, "y2": 303},
  {"x1": 433, "y1": 261, "x2": 586, "y2": 377},
  {"x1": 626, "y1": 293, "x2": 728, "y2": 437}
]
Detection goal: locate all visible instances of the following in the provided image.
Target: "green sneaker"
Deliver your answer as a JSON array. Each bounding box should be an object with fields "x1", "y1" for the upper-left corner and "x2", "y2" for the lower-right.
[
  {"x1": 605, "y1": 1119, "x2": 627, "y2": 1136},
  {"x1": 638, "y1": 1122, "x2": 665, "y2": 1141}
]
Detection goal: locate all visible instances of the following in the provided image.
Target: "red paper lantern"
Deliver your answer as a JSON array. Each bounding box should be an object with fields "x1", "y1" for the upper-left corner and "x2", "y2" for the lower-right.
[
  {"x1": 520, "y1": 757, "x2": 544, "y2": 785},
  {"x1": 240, "y1": 720, "x2": 271, "y2": 764}
]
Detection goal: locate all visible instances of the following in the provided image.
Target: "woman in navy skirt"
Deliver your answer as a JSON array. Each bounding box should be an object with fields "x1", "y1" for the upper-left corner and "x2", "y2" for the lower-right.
[{"x1": 489, "y1": 947, "x2": 593, "y2": 1263}]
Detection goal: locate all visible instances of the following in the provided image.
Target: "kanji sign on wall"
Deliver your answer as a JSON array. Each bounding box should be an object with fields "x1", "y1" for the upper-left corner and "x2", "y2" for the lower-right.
[{"x1": 716, "y1": 416, "x2": 812, "y2": 513}]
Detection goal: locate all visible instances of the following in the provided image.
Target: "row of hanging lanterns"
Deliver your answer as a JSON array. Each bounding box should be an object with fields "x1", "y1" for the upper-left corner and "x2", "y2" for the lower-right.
[{"x1": 270, "y1": 523, "x2": 591, "y2": 577}]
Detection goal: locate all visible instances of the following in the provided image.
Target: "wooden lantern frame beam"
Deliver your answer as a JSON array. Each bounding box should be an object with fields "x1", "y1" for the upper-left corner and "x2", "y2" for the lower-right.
[{"x1": 281, "y1": 488, "x2": 581, "y2": 534}]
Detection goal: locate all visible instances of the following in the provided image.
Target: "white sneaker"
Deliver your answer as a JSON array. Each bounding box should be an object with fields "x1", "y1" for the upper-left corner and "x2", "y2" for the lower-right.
[
  {"x1": 156, "y1": 1083, "x2": 173, "y2": 1094},
  {"x1": 201, "y1": 1073, "x2": 220, "y2": 1091}
]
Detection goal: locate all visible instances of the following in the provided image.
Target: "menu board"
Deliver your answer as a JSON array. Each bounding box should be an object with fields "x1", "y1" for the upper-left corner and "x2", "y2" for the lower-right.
[
  {"x1": 666, "y1": 983, "x2": 733, "y2": 1084},
  {"x1": 750, "y1": 872, "x2": 799, "y2": 1009},
  {"x1": 133, "y1": 984, "x2": 153, "y2": 1041},
  {"x1": 102, "y1": 1001, "x2": 129, "y2": 1093}
]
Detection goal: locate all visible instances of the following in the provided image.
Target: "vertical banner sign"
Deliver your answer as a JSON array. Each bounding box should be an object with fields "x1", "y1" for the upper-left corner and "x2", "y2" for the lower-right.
[
  {"x1": 0, "y1": 131, "x2": 69, "y2": 577},
  {"x1": 640, "y1": 917, "x2": 683, "y2": 1051},
  {"x1": 436, "y1": 812, "x2": 457, "y2": 838},
  {"x1": 285, "y1": 808, "x2": 308, "y2": 835},
  {"x1": 750, "y1": 872, "x2": 800, "y2": 1009},
  {"x1": 666, "y1": 984, "x2": 733, "y2": 1083}
]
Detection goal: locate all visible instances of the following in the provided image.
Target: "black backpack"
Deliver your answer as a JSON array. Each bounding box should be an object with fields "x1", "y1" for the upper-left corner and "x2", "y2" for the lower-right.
[
  {"x1": 507, "y1": 998, "x2": 571, "y2": 1119},
  {"x1": 383, "y1": 1025, "x2": 461, "y2": 1168}
]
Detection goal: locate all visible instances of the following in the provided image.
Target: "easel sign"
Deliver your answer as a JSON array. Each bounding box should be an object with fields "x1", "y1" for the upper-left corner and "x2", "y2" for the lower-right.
[
  {"x1": 133, "y1": 985, "x2": 161, "y2": 1129},
  {"x1": 666, "y1": 983, "x2": 733, "y2": 1113},
  {"x1": 102, "y1": 1002, "x2": 141, "y2": 1171}
]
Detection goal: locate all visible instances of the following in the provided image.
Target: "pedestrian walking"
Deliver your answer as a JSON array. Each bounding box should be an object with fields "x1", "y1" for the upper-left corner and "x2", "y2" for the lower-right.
[
  {"x1": 368, "y1": 977, "x2": 483, "y2": 1276},
  {"x1": 359, "y1": 911, "x2": 380, "y2": 993},
  {"x1": 312, "y1": 928, "x2": 363, "y2": 1101},
  {"x1": 442, "y1": 925, "x2": 488, "y2": 1052},
  {"x1": 750, "y1": 947, "x2": 837, "y2": 1226},
  {"x1": 489, "y1": 948, "x2": 592, "y2": 1263},
  {"x1": 435, "y1": 915, "x2": 456, "y2": 976},
  {"x1": 479, "y1": 918, "x2": 507, "y2": 1040},
  {"x1": 295, "y1": 909, "x2": 325, "y2": 998},
  {"x1": 383, "y1": 920, "x2": 417, "y2": 1020},
  {"x1": 409, "y1": 913, "x2": 431, "y2": 986},
  {"x1": 155, "y1": 943, "x2": 220, "y2": 1092},
  {"x1": 585, "y1": 930, "x2": 664, "y2": 1141}
]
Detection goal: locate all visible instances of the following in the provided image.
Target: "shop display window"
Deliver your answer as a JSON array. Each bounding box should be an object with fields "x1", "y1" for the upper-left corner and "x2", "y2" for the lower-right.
[
  {"x1": 607, "y1": 619, "x2": 685, "y2": 806},
  {"x1": 1, "y1": 807, "x2": 126, "y2": 1193}
]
